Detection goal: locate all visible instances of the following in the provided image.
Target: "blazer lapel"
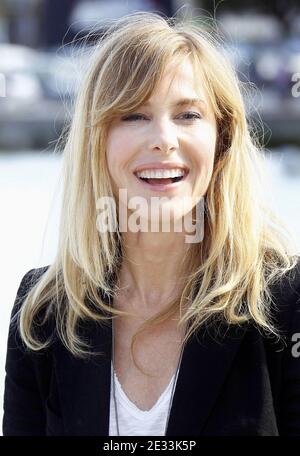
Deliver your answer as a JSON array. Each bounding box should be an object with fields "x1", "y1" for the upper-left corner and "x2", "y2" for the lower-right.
[
  {"x1": 166, "y1": 321, "x2": 248, "y2": 435},
  {"x1": 53, "y1": 315, "x2": 113, "y2": 436}
]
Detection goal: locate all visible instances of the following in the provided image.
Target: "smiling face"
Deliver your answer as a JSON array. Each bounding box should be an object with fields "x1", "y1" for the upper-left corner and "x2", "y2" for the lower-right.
[{"x1": 105, "y1": 58, "x2": 217, "y2": 227}]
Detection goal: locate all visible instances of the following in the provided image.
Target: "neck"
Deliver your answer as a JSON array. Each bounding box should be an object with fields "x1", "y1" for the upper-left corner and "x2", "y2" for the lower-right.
[{"x1": 116, "y1": 231, "x2": 194, "y2": 315}]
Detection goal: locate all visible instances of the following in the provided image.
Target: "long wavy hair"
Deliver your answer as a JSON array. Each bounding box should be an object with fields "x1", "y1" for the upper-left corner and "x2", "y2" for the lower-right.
[{"x1": 16, "y1": 11, "x2": 299, "y2": 375}]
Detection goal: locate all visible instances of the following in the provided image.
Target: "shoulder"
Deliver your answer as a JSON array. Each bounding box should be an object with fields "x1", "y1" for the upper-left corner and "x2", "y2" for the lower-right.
[
  {"x1": 12, "y1": 265, "x2": 50, "y2": 316},
  {"x1": 17, "y1": 266, "x2": 50, "y2": 295},
  {"x1": 9, "y1": 265, "x2": 53, "y2": 349},
  {"x1": 11, "y1": 265, "x2": 51, "y2": 322},
  {"x1": 15, "y1": 265, "x2": 50, "y2": 307},
  {"x1": 268, "y1": 256, "x2": 300, "y2": 337}
]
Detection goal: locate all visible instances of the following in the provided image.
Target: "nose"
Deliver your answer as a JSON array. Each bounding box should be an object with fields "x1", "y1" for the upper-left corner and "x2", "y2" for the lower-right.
[{"x1": 148, "y1": 120, "x2": 179, "y2": 154}]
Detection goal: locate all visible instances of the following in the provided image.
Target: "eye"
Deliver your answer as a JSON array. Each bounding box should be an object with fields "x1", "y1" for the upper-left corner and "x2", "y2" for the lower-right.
[
  {"x1": 121, "y1": 114, "x2": 147, "y2": 121},
  {"x1": 178, "y1": 112, "x2": 202, "y2": 121}
]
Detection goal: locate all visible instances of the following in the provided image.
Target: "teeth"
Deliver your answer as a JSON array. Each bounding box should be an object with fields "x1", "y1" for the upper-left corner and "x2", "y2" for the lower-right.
[{"x1": 136, "y1": 168, "x2": 185, "y2": 179}]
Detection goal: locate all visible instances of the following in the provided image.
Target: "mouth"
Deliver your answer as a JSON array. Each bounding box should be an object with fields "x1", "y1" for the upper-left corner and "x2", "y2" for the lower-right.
[{"x1": 133, "y1": 168, "x2": 189, "y2": 190}]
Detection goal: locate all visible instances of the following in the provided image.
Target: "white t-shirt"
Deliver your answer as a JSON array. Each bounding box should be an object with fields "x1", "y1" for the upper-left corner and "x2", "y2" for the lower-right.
[{"x1": 109, "y1": 361, "x2": 176, "y2": 436}]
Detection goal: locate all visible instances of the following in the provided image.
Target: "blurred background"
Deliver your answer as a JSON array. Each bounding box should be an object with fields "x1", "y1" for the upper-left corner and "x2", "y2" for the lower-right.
[{"x1": 1, "y1": 0, "x2": 300, "y2": 433}]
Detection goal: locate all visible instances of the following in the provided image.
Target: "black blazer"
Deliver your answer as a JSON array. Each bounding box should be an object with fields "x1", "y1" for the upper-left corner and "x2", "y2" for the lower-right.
[{"x1": 2, "y1": 261, "x2": 300, "y2": 436}]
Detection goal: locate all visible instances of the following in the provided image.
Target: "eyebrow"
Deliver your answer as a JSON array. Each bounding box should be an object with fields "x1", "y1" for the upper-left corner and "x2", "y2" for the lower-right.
[{"x1": 142, "y1": 97, "x2": 206, "y2": 108}]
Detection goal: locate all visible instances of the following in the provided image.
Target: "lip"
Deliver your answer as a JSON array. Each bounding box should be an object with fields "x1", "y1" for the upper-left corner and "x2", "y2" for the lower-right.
[
  {"x1": 133, "y1": 166, "x2": 189, "y2": 192},
  {"x1": 133, "y1": 162, "x2": 190, "y2": 174}
]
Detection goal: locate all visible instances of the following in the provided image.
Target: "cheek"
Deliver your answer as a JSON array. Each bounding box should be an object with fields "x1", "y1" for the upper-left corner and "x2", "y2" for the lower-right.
[
  {"x1": 106, "y1": 129, "x2": 135, "y2": 174},
  {"x1": 106, "y1": 136, "x2": 119, "y2": 168},
  {"x1": 192, "y1": 127, "x2": 216, "y2": 168},
  {"x1": 200, "y1": 123, "x2": 217, "y2": 150},
  {"x1": 190, "y1": 128, "x2": 216, "y2": 194},
  {"x1": 192, "y1": 152, "x2": 214, "y2": 189}
]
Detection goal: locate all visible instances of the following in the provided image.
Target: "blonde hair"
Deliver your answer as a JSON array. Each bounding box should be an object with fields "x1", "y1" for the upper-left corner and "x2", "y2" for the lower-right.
[{"x1": 16, "y1": 11, "x2": 299, "y2": 376}]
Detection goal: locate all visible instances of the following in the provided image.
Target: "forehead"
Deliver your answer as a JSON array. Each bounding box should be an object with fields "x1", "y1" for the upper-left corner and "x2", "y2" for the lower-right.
[{"x1": 143, "y1": 59, "x2": 214, "y2": 115}]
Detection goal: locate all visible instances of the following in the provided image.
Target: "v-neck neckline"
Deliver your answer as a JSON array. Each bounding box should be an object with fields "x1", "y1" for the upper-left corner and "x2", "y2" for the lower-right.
[{"x1": 111, "y1": 361, "x2": 175, "y2": 415}]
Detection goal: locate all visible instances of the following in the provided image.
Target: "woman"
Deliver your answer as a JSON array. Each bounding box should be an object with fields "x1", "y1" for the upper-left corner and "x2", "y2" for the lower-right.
[{"x1": 3, "y1": 11, "x2": 300, "y2": 436}]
